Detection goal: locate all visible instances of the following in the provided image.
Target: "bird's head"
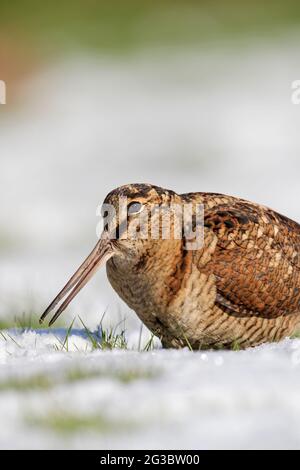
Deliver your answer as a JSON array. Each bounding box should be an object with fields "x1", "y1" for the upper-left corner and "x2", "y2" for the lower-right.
[
  {"x1": 40, "y1": 183, "x2": 182, "y2": 326},
  {"x1": 101, "y1": 183, "x2": 181, "y2": 256}
]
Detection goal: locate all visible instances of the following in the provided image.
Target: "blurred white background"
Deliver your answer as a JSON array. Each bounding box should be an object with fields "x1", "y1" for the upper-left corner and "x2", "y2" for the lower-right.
[
  {"x1": 0, "y1": 37, "x2": 300, "y2": 324},
  {"x1": 1, "y1": 37, "x2": 300, "y2": 329}
]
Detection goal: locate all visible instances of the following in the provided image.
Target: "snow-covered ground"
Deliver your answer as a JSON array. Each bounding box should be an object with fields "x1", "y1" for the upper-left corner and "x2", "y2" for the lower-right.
[
  {"x1": 0, "y1": 329, "x2": 300, "y2": 450},
  {"x1": 1, "y1": 35, "x2": 300, "y2": 449}
]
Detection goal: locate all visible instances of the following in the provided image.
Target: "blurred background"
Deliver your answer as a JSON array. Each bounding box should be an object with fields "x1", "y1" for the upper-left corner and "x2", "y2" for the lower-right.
[{"x1": 1, "y1": 0, "x2": 300, "y2": 332}]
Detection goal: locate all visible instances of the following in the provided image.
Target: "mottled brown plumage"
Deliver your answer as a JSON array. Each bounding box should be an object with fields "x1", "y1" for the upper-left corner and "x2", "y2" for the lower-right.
[{"x1": 41, "y1": 183, "x2": 300, "y2": 349}]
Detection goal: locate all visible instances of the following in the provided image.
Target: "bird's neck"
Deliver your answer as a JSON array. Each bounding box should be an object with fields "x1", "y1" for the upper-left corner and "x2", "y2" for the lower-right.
[
  {"x1": 107, "y1": 239, "x2": 188, "y2": 305},
  {"x1": 112, "y1": 239, "x2": 183, "y2": 274}
]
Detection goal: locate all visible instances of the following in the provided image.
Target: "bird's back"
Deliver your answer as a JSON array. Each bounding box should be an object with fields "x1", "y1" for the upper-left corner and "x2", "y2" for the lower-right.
[
  {"x1": 178, "y1": 192, "x2": 300, "y2": 347},
  {"x1": 156, "y1": 191, "x2": 300, "y2": 348}
]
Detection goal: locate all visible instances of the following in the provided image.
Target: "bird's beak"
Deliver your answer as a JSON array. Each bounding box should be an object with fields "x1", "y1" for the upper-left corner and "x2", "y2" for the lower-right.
[{"x1": 40, "y1": 233, "x2": 114, "y2": 326}]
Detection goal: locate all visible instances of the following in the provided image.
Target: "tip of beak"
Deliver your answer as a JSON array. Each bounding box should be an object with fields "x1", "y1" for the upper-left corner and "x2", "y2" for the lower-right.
[
  {"x1": 48, "y1": 317, "x2": 56, "y2": 327},
  {"x1": 40, "y1": 238, "x2": 113, "y2": 328}
]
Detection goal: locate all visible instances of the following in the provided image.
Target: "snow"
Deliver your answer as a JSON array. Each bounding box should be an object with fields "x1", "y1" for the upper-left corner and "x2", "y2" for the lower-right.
[{"x1": 0, "y1": 329, "x2": 300, "y2": 449}]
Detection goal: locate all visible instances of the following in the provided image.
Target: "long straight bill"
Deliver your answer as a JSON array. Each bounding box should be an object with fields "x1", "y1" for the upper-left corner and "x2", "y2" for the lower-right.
[{"x1": 40, "y1": 237, "x2": 113, "y2": 326}]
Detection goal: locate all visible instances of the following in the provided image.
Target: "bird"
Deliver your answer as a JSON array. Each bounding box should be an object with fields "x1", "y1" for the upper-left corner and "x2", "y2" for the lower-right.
[{"x1": 40, "y1": 183, "x2": 300, "y2": 350}]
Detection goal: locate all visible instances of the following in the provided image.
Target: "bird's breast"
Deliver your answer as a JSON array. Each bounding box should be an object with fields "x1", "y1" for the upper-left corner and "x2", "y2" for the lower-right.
[
  {"x1": 106, "y1": 244, "x2": 184, "y2": 315},
  {"x1": 106, "y1": 243, "x2": 217, "y2": 340}
]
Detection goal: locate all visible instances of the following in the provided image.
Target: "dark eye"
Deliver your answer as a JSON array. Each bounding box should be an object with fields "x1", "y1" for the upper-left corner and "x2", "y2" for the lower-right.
[{"x1": 128, "y1": 201, "x2": 143, "y2": 216}]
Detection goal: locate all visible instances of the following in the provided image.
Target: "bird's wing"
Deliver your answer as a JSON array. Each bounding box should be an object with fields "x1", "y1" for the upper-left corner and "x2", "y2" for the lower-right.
[{"x1": 198, "y1": 198, "x2": 300, "y2": 318}]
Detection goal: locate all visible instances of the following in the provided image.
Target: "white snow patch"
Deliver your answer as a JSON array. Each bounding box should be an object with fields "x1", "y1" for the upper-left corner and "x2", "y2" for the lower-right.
[{"x1": 0, "y1": 330, "x2": 299, "y2": 449}]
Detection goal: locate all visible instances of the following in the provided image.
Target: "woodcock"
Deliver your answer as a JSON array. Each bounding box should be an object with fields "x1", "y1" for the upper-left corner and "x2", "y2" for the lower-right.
[{"x1": 40, "y1": 184, "x2": 300, "y2": 349}]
